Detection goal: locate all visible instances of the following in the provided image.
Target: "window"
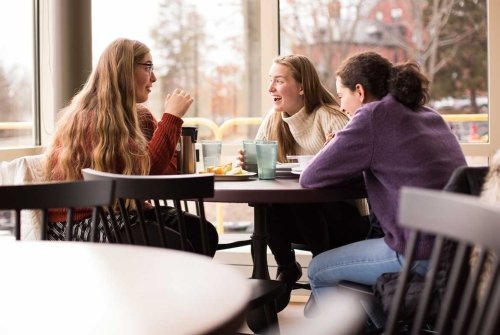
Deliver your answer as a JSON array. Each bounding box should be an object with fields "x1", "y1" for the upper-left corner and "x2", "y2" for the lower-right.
[
  {"x1": 92, "y1": 0, "x2": 261, "y2": 142},
  {"x1": 279, "y1": 0, "x2": 489, "y2": 145},
  {"x1": 0, "y1": 2, "x2": 34, "y2": 148},
  {"x1": 92, "y1": 0, "x2": 265, "y2": 234}
]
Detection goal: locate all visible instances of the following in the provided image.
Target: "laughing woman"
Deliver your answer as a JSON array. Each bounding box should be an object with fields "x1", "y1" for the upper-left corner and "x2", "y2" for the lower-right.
[{"x1": 240, "y1": 54, "x2": 369, "y2": 311}]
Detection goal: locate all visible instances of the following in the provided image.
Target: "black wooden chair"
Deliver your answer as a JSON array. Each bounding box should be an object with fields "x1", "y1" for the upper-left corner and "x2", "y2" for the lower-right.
[
  {"x1": 82, "y1": 168, "x2": 285, "y2": 334},
  {"x1": 82, "y1": 168, "x2": 215, "y2": 255},
  {"x1": 387, "y1": 187, "x2": 500, "y2": 334},
  {"x1": 334, "y1": 166, "x2": 490, "y2": 332},
  {"x1": 0, "y1": 180, "x2": 115, "y2": 241}
]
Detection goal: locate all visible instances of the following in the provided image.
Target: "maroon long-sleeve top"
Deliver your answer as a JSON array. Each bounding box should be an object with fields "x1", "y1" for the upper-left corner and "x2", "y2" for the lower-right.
[{"x1": 49, "y1": 105, "x2": 182, "y2": 222}]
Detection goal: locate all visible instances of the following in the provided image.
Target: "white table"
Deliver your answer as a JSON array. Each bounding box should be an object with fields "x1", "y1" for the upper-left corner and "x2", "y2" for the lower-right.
[{"x1": 0, "y1": 241, "x2": 251, "y2": 335}]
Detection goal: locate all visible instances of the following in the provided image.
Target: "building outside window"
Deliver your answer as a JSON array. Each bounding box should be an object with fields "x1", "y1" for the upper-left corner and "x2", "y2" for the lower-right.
[{"x1": 279, "y1": 0, "x2": 489, "y2": 144}]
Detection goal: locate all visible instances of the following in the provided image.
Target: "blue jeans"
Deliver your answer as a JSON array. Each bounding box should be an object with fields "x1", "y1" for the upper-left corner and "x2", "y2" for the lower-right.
[{"x1": 308, "y1": 238, "x2": 429, "y2": 306}]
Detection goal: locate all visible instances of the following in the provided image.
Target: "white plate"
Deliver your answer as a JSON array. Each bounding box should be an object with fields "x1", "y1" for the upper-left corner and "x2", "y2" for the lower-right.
[
  {"x1": 291, "y1": 167, "x2": 303, "y2": 175},
  {"x1": 214, "y1": 172, "x2": 257, "y2": 181},
  {"x1": 276, "y1": 162, "x2": 299, "y2": 170}
]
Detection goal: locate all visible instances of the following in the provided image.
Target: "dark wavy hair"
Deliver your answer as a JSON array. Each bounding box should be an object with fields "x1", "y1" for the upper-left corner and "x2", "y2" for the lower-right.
[{"x1": 336, "y1": 51, "x2": 430, "y2": 110}]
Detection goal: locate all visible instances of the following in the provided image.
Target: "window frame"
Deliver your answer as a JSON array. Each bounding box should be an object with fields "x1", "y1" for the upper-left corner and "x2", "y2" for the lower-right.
[{"x1": 0, "y1": 0, "x2": 497, "y2": 161}]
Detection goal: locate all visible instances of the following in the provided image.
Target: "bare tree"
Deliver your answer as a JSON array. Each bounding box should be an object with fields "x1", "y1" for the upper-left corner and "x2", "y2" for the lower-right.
[
  {"x1": 0, "y1": 63, "x2": 32, "y2": 122},
  {"x1": 430, "y1": 0, "x2": 488, "y2": 109},
  {"x1": 280, "y1": 0, "x2": 365, "y2": 90},
  {"x1": 151, "y1": 0, "x2": 205, "y2": 116},
  {"x1": 151, "y1": 0, "x2": 247, "y2": 123},
  {"x1": 281, "y1": 0, "x2": 486, "y2": 104},
  {"x1": 0, "y1": 63, "x2": 13, "y2": 121}
]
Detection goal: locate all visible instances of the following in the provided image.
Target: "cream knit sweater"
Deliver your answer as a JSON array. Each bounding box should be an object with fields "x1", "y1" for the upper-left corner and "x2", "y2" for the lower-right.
[
  {"x1": 255, "y1": 105, "x2": 368, "y2": 215},
  {"x1": 255, "y1": 105, "x2": 349, "y2": 155}
]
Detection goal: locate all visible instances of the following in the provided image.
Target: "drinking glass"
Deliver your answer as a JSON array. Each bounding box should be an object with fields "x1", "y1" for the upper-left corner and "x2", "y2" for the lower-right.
[
  {"x1": 256, "y1": 140, "x2": 278, "y2": 180},
  {"x1": 242, "y1": 140, "x2": 258, "y2": 173},
  {"x1": 201, "y1": 140, "x2": 222, "y2": 170}
]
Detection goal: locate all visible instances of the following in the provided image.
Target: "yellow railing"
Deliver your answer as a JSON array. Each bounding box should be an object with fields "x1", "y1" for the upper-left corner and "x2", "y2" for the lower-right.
[
  {"x1": 0, "y1": 121, "x2": 32, "y2": 130},
  {"x1": 0, "y1": 114, "x2": 488, "y2": 138},
  {"x1": 182, "y1": 118, "x2": 265, "y2": 233},
  {"x1": 0, "y1": 113, "x2": 491, "y2": 233},
  {"x1": 441, "y1": 113, "x2": 488, "y2": 122},
  {"x1": 183, "y1": 116, "x2": 263, "y2": 140}
]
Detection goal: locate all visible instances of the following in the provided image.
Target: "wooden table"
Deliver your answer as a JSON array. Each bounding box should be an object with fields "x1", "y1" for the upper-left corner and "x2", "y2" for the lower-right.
[
  {"x1": 208, "y1": 176, "x2": 367, "y2": 279},
  {"x1": 0, "y1": 241, "x2": 251, "y2": 335}
]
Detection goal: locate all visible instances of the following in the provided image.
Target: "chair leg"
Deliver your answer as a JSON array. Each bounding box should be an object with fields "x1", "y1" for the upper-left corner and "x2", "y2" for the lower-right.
[
  {"x1": 263, "y1": 302, "x2": 280, "y2": 334},
  {"x1": 246, "y1": 303, "x2": 280, "y2": 334}
]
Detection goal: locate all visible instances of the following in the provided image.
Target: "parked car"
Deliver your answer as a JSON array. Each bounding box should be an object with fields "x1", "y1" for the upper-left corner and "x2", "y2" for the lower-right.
[{"x1": 432, "y1": 96, "x2": 488, "y2": 113}]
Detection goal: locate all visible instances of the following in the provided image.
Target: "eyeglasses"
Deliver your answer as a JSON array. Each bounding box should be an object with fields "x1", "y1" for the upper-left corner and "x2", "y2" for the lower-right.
[{"x1": 137, "y1": 62, "x2": 154, "y2": 75}]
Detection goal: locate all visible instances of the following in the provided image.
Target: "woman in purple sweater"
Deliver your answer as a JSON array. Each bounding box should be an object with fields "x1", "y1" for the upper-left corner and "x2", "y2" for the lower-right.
[{"x1": 299, "y1": 51, "x2": 466, "y2": 315}]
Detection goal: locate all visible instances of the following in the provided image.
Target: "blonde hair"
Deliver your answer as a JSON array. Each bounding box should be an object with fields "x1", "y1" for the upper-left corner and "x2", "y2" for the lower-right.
[
  {"x1": 45, "y1": 38, "x2": 151, "y2": 181},
  {"x1": 266, "y1": 54, "x2": 341, "y2": 162}
]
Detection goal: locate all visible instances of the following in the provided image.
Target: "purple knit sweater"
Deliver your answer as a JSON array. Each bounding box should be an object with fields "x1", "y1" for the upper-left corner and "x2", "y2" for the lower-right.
[{"x1": 300, "y1": 94, "x2": 466, "y2": 259}]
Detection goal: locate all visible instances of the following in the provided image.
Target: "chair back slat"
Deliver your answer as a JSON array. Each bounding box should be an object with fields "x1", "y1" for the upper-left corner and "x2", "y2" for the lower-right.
[
  {"x1": 14, "y1": 210, "x2": 21, "y2": 240},
  {"x1": 452, "y1": 247, "x2": 487, "y2": 334},
  {"x1": 134, "y1": 199, "x2": 150, "y2": 245},
  {"x1": 467, "y1": 257, "x2": 499, "y2": 334},
  {"x1": 384, "y1": 230, "x2": 418, "y2": 334},
  {"x1": 480, "y1": 267, "x2": 500, "y2": 334},
  {"x1": 388, "y1": 187, "x2": 500, "y2": 335},
  {"x1": 65, "y1": 208, "x2": 74, "y2": 240},
  {"x1": 116, "y1": 199, "x2": 133, "y2": 243},
  {"x1": 409, "y1": 236, "x2": 445, "y2": 335},
  {"x1": 41, "y1": 209, "x2": 49, "y2": 240},
  {"x1": 152, "y1": 199, "x2": 168, "y2": 248},
  {"x1": 435, "y1": 242, "x2": 469, "y2": 333},
  {"x1": 173, "y1": 199, "x2": 188, "y2": 251}
]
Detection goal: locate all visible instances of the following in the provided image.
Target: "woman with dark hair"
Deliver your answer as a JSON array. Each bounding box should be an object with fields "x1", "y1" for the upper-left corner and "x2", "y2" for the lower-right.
[{"x1": 300, "y1": 51, "x2": 466, "y2": 315}]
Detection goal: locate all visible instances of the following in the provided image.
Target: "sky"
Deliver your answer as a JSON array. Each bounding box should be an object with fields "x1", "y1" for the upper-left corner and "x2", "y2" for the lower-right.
[
  {"x1": 91, "y1": 0, "x2": 158, "y2": 64},
  {"x1": 93, "y1": 0, "x2": 242, "y2": 66},
  {"x1": 0, "y1": 1, "x2": 33, "y2": 70}
]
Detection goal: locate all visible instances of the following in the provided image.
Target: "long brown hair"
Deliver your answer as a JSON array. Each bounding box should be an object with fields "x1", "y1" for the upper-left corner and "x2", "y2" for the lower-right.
[
  {"x1": 45, "y1": 38, "x2": 151, "y2": 181},
  {"x1": 266, "y1": 54, "x2": 341, "y2": 162}
]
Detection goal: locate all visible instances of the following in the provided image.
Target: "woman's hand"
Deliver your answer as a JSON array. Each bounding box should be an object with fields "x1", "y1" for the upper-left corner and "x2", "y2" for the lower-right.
[
  {"x1": 163, "y1": 88, "x2": 194, "y2": 118},
  {"x1": 236, "y1": 148, "x2": 245, "y2": 167},
  {"x1": 324, "y1": 132, "x2": 335, "y2": 146}
]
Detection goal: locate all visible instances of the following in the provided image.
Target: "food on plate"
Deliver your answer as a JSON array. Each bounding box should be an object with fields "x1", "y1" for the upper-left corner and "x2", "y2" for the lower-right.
[{"x1": 200, "y1": 162, "x2": 250, "y2": 175}]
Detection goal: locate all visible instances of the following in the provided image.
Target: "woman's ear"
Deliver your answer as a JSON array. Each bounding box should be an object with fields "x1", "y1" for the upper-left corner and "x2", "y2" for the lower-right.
[
  {"x1": 355, "y1": 84, "x2": 367, "y2": 103},
  {"x1": 299, "y1": 86, "x2": 304, "y2": 96}
]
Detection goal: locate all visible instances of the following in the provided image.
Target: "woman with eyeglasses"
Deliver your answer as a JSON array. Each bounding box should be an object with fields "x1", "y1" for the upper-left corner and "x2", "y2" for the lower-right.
[{"x1": 44, "y1": 38, "x2": 218, "y2": 256}]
